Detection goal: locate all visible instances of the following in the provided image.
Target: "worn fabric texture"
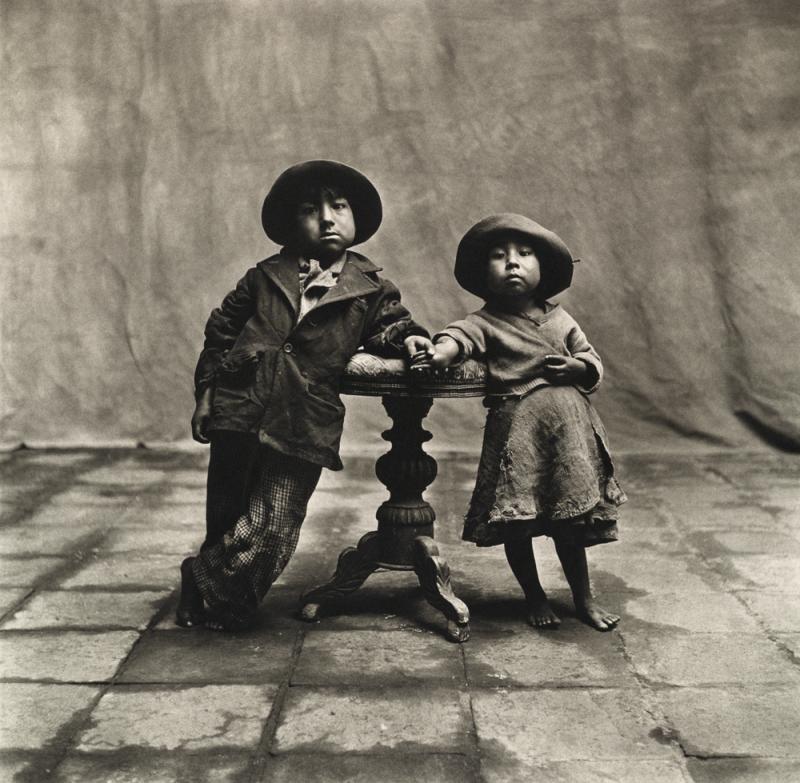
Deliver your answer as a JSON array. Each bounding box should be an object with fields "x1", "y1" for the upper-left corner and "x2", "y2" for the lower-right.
[
  {"x1": 2, "y1": 1, "x2": 799, "y2": 452},
  {"x1": 193, "y1": 446, "x2": 322, "y2": 623},
  {"x1": 464, "y1": 387, "x2": 626, "y2": 547},
  {"x1": 195, "y1": 249, "x2": 427, "y2": 469},
  {"x1": 437, "y1": 303, "x2": 603, "y2": 398}
]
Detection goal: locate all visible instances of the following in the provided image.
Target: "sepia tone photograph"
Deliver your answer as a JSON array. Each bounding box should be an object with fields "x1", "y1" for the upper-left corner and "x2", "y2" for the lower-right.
[{"x1": 1, "y1": 1, "x2": 799, "y2": 781}]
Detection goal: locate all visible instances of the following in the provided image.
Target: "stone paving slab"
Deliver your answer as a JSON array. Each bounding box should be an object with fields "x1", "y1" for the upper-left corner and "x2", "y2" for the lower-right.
[
  {"x1": 259, "y1": 753, "x2": 478, "y2": 783},
  {"x1": 719, "y1": 555, "x2": 800, "y2": 591},
  {"x1": 21, "y1": 506, "x2": 120, "y2": 527},
  {"x1": 658, "y1": 686, "x2": 800, "y2": 757},
  {"x1": 77, "y1": 465, "x2": 168, "y2": 486},
  {"x1": 588, "y1": 550, "x2": 724, "y2": 595},
  {"x1": 115, "y1": 504, "x2": 205, "y2": 528},
  {"x1": 292, "y1": 629, "x2": 464, "y2": 686},
  {"x1": 0, "y1": 525, "x2": 100, "y2": 555},
  {"x1": 479, "y1": 757, "x2": 689, "y2": 783},
  {"x1": 733, "y1": 592, "x2": 800, "y2": 633},
  {"x1": 119, "y1": 627, "x2": 297, "y2": 684},
  {"x1": 46, "y1": 488, "x2": 148, "y2": 507},
  {"x1": 464, "y1": 625, "x2": 633, "y2": 688},
  {"x1": 54, "y1": 752, "x2": 250, "y2": 783},
  {"x1": 1, "y1": 448, "x2": 799, "y2": 781},
  {"x1": 6, "y1": 452, "x2": 91, "y2": 468},
  {"x1": 273, "y1": 688, "x2": 472, "y2": 754},
  {"x1": 693, "y1": 530, "x2": 800, "y2": 555},
  {"x1": 775, "y1": 633, "x2": 800, "y2": 657},
  {"x1": 60, "y1": 554, "x2": 179, "y2": 589},
  {"x1": 621, "y1": 629, "x2": 799, "y2": 686},
  {"x1": 0, "y1": 754, "x2": 30, "y2": 781},
  {"x1": 2, "y1": 590, "x2": 169, "y2": 630},
  {"x1": 160, "y1": 486, "x2": 205, "y2": 504},
  {"x1": 99, "y1": 527, "x2": 202, "y2": 554},
  {"x1": 76, "y1": 685, "x2": 276, "y2": 751},
  {"x1": 608, "y1": 590, "x2": 761, "y2": 633},
  {"x1": 687, "y1": 757, "x2": 800, "y2": 782},
  {"x1": 0, "y1": 631, "x2": 140, "y2": 681},
  {"x1": 0, "y1": 682, "x2": 100, "y2": 749},
  {"x1": 471, "y1": 688, "x2": 676, "y2": 763},
  {"x1": 166, "y1": 469, "x2": 208, "y2": 486},
  {"x1": 0, "y1": 588, "x2": 29, "y2": 617},
  {"x1": 0, "y1": 556, "x2": 68, "y2": 587}
]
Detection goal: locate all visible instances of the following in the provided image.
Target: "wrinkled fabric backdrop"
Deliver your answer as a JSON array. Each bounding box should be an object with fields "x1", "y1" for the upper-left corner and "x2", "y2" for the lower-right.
[{"x1": 2, "y1": 0, "x2": 799, "y2": 453}]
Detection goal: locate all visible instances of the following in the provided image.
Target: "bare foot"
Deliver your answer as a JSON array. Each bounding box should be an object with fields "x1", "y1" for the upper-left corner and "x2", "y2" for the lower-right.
[
  {"x1": 526, "y1": 598, "x2": 561, "y2": 629},
  {"x1": 175, "y1": 557, "x2": 205, "y2": 628},
  {"x1": 577, "y1": 600, "x2": 620, "y2": 631},
  {"x1": 203, "y1": 610, "x2": 252, "y2": 633}
]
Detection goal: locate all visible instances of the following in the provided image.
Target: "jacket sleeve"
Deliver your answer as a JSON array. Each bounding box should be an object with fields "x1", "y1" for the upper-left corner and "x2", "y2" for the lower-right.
[
  {"x1": 565, "y1": 316, "x2": 604, "y2": 394},
  {"x1": 361, "y1": 277, "x2": 429, "y2": 357},
  {"x1": 193, "y1": 267, "x2": 258, "y2": 399}
]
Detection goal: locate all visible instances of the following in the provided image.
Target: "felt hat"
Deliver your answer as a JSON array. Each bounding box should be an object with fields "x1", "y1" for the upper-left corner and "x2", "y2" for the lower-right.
[
  {"x1": 454, "y1": 213, "x2": 575, "y2": 300},
  {"x1": 261, "y1": 160, "x2": 382, "y2": 246}
]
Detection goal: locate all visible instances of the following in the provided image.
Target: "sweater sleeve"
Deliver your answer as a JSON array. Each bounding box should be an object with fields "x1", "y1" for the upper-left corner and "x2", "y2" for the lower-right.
[
  {"x1": 564, "y1": 315, "x2": 604, "y2": 394},
  {"x1": 361, "y1": 277, "x2": 429, "y2": 357},
  {"x1": 193, "y1": 267, "x2": 258, "y2": 399},
  {"x1": 433, "y1": 313, "x2": 487, "y2": 364}
]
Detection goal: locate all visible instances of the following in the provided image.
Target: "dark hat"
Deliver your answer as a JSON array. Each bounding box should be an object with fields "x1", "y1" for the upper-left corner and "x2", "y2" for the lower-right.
[
  {"x1": 454, "y1": 213, "x2": 575, "y2": 300},
  {"x1": 261, "y1": 160, "x2": 383, "y2": 246}
]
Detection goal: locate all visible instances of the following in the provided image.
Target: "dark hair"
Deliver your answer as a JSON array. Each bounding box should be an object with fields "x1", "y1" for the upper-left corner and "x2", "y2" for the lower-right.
[{"x1": 292, "y1": 182, "x2": 349, "y2": 210}]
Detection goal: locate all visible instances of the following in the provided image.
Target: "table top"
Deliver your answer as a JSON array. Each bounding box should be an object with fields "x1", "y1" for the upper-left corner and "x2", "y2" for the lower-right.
[{"x1": 341, "y1": 352, "x2": 487, "y2": 398}]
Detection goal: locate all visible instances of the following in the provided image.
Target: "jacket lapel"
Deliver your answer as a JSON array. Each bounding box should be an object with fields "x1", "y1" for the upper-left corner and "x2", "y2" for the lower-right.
[{"x1": 259, "y1": 252, "x2": 300, "y2": 316}]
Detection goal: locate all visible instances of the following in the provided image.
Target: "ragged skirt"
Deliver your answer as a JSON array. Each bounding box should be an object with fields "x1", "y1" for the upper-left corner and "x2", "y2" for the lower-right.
[{"x1": 463, "y1": 385, "x2": 626, "y2": 547}]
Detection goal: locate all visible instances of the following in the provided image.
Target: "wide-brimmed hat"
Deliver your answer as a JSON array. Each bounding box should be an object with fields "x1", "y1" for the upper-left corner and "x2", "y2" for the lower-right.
[
  {"x1": 454, "y1": 213, "x2": 575, "y2": 300},
  {"x1": 261, "y1": 160, "x2": 382, "y2": 246}
]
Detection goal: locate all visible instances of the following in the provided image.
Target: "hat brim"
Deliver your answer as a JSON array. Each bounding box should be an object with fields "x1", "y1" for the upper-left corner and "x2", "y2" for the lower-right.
[
  {"x1": 455, "y1": 214, "x2": 574, "y2": 300},
  {"x1": 261, "y1": 160, "x2": 382, "y2": 246}
]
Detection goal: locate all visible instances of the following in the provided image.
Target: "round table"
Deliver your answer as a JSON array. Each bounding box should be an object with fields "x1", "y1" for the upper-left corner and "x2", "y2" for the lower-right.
[{"x1": 299, "y1": 352, "x2": 487, "y2": 642}]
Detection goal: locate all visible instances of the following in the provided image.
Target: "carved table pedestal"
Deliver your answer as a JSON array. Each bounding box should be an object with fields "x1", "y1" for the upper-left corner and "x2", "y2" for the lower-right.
[{"x1": 299, "y1": 353, "x2": 486, "y2": 642}]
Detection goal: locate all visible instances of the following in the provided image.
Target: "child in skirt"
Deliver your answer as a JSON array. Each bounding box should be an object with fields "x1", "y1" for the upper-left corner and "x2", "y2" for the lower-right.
[
  {"x1": 408, "y1": 214, "x2": 626, "y2": 631},
  {"x1": 177, "y1": 160, "x2": 429, "y2": 631}
]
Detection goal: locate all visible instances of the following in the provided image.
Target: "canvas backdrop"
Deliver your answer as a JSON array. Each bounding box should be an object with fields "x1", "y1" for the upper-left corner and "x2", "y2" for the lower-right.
[{"x1": 2, "y1": 0, "x2": 799, "y2": 453}]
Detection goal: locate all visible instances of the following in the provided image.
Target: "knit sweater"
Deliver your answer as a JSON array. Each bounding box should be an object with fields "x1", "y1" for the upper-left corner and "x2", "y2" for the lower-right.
[{"x1": 435, "y1": 303, "x2": 602, "y2": 398}]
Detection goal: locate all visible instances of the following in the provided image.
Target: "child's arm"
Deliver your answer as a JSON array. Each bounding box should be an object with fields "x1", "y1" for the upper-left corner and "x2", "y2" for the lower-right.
[
  {"x1": 543, "y1": 318, "x2": 603, "y2": 393},
  {"x1": 406, "y1": 335, "x2": 462, "y2": 370},
  {"x1": 361, "y1": 278, "x2": 429, "y2": 357}
]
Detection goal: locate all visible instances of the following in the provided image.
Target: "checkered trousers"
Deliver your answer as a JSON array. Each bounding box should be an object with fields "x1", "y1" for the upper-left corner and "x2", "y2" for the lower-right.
[{"x1": 193, "y1": 447, "x2": 322, "y2": 623}]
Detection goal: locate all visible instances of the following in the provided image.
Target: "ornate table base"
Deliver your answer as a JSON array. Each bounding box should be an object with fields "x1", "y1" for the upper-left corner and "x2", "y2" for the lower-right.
[{"x1": 299, "y1": 396, "x2": 470, "y2": 642}]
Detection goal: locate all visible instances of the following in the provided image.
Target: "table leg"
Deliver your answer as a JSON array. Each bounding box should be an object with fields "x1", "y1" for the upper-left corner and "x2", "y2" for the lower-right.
[
  {"x1": 299, "y1": 531, "x2": 380, "y2": 622},
  {"x1": 299, "y1": 395, "x2": 470, "y2": 642},
  {"x1": 414, "y1": 537, "x2": 471, "y2": 642}
]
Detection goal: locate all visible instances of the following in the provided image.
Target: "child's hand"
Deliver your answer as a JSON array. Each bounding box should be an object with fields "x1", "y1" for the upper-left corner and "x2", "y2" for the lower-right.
[
  {"x1": 404, "y1": 335, "x2": 436, "y2": 370},
  {"x1": 542, "y1": 355, "x2": 588, "y2": 386},
  {"x1": 191, "y1": 388, "x2": 214, "y2": 444}
]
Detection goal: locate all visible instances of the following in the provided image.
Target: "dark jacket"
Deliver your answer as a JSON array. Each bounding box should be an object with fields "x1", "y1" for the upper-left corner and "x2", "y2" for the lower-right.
[{"x1": 194, "y1": 250, "x2": 427, "y2": 470}]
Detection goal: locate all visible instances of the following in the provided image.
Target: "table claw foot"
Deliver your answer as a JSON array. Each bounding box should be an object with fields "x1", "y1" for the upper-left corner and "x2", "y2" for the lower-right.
[
  {"x1": 299, "y1": 531, "x2": 380, "y2": 620},
  {"x1": 446, "y1": 618, "x2": 471, "y2": 643},
  {"x1": 414, "y1": 536, "x2": 470, "y2": 642}
]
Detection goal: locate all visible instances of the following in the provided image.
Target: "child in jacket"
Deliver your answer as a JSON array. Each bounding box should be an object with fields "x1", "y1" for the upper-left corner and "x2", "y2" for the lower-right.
[{"x1": 177, "y1": 160, "x2": 428, "y2": 630}]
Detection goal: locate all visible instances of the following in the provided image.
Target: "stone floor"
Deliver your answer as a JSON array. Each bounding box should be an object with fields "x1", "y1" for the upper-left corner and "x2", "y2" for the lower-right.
[{"x1": 0, "y1": 446, "x2": 799, "y2": 782}]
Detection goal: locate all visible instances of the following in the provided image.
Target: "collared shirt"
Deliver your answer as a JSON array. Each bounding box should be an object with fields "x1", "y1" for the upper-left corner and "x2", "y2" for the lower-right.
[{"x1": 297, "y1": 256, "x2": 346, "y2": 321}]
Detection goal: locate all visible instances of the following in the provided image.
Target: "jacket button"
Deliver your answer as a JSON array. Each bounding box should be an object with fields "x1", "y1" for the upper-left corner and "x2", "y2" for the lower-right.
[{"x1": 283, "y1": 342, "x2": 293, "y2": 353}]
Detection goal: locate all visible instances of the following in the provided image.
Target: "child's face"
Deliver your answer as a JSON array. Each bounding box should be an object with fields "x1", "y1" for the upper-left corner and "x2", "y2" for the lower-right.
[
  {"x1": 295, "y1": 188, "x2": 356, "y2": 261},
  {"x1": 485, "y1": 238, "x2": 541, "y2": 298}
]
